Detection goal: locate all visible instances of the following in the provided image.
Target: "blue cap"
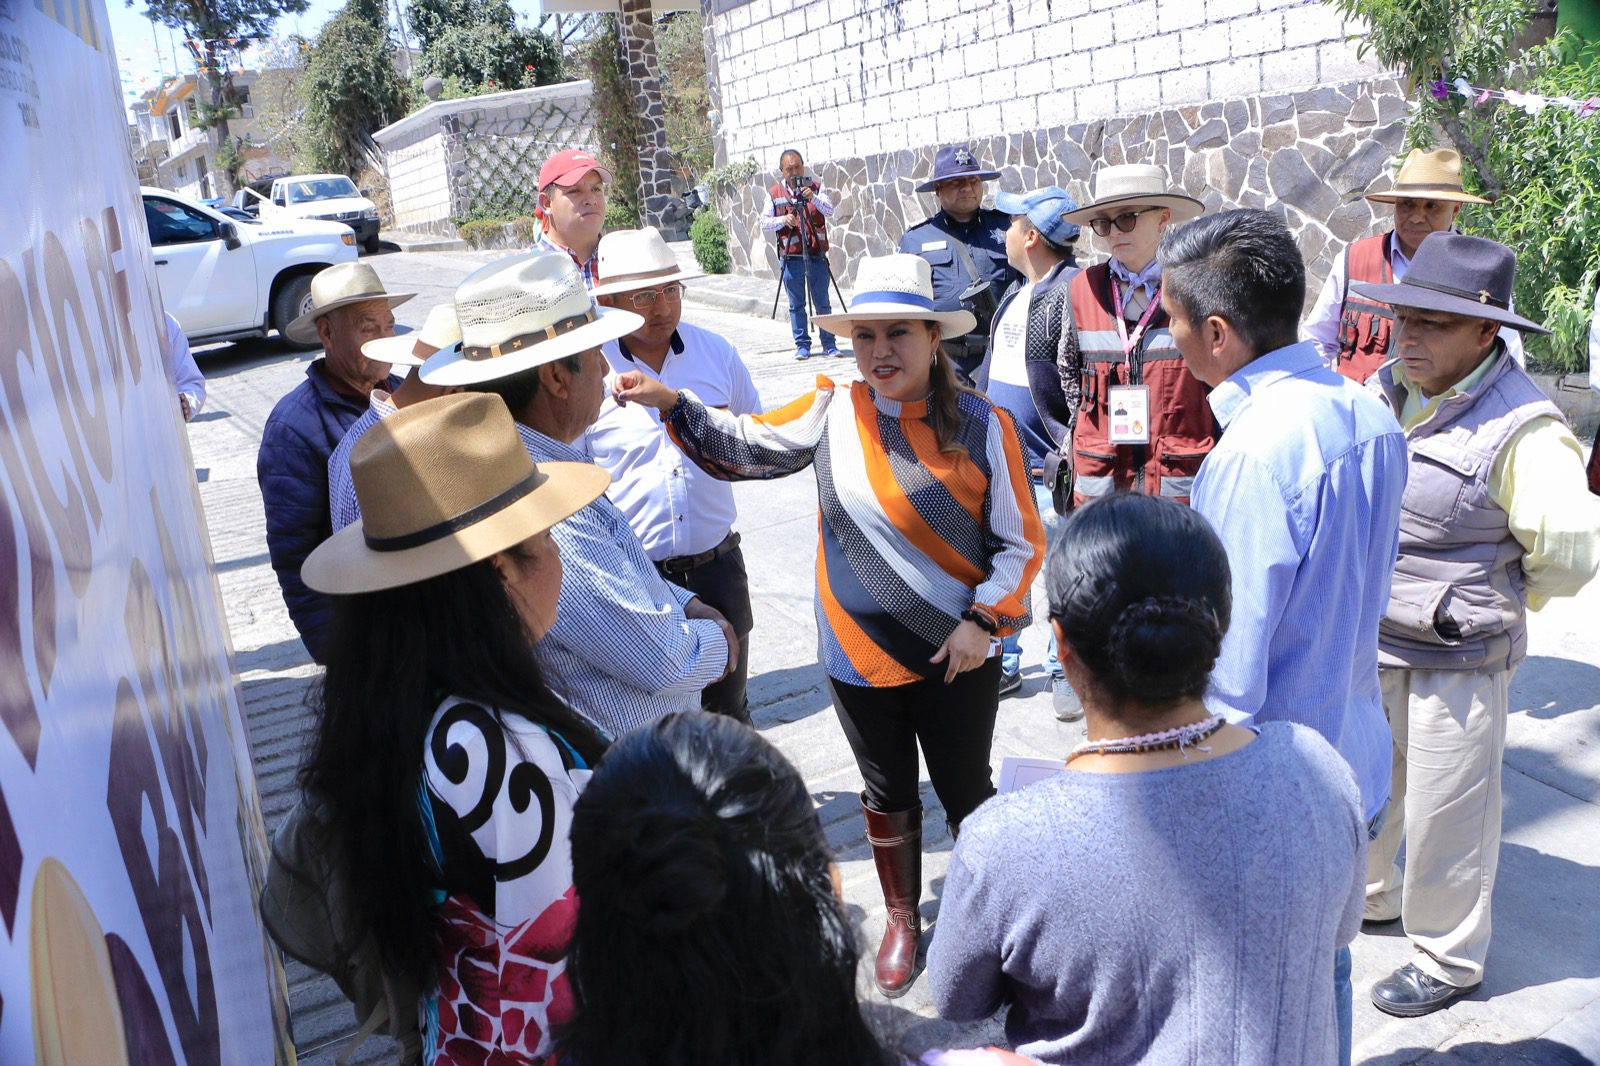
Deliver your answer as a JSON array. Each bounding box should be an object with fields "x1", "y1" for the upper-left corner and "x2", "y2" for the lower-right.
[{"x1": 993, "y1": 186, "x2": 1081, "y2": 246}]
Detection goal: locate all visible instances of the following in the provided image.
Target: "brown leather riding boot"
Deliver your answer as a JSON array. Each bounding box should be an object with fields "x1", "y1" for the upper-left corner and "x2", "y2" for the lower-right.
[{"x1": 862, "y1": 796, "x2": 922, "y2": 997}]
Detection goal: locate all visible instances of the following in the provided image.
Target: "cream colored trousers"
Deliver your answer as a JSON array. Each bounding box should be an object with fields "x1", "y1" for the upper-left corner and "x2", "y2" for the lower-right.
[{"x1": 1365, "y1": 666, "x2": 1512, "y2": 988}]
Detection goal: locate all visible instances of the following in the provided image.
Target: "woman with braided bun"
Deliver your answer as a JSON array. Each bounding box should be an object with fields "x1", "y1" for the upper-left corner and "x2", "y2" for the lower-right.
[
  {"x1": 552, "y1": 711, "x2": 1032, "y2": 1066},
  {"x1": 926, "y1": 493, "x2": 1367, "y2": 1065}
]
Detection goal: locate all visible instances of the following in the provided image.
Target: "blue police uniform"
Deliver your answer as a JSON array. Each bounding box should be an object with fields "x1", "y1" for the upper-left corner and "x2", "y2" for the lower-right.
[{"x1": 898, "y1": 207, "x2": 1022, "y2": 377}]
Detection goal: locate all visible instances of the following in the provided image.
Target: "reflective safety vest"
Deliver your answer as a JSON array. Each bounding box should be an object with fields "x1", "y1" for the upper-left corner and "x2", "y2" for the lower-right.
[
  {"x1": 1335, "y1": 232, "x2": 1395, "y2": 384},
  {"x1": 768, "y1": 181, "x2": 828, "y2": 257},
  {"x1": 1068, "y1": 263, "x2": 1215, "y2": 508}
]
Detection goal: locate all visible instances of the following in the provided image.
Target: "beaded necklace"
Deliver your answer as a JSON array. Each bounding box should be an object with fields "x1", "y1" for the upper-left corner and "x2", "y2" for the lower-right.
[{"x1": 1065, "y1": 714, "x2": 1226, "y2": 766}]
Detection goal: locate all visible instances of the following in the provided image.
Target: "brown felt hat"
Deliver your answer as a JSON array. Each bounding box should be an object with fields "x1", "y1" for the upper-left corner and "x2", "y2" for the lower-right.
[{"x1": 302, "y1": 392, "x2": 609, "y2": 595}]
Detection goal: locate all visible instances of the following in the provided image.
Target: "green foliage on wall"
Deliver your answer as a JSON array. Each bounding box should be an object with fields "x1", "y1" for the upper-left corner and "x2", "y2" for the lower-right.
[
  {"x1": 579, "y1": 16, "x2": 641, "y2": 223},
  {"x1": 656, "y1": 12, "x2": 714, "y2": 179},
  {"x1": 297, "y1": 0, "x2": 412, "y2": 176},
  {"x1": 689, "y1": 208, "x2": 730, "y2": 274}
]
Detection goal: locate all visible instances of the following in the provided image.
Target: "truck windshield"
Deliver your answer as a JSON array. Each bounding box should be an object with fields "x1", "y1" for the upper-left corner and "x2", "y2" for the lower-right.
[{"x1": 287, "y1": 177, "x2": 359, "y2": 203}]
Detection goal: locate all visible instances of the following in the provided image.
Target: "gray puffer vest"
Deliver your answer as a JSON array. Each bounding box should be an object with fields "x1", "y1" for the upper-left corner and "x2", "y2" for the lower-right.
[{"x1": 1368, "y1": 349, "x2": 1564, "y2": 672}]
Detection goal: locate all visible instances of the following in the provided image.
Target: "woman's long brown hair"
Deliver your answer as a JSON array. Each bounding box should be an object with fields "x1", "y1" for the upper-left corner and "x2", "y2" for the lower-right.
[{"x1": 926, "y1": 324, "x2": 983, "y2": 457}]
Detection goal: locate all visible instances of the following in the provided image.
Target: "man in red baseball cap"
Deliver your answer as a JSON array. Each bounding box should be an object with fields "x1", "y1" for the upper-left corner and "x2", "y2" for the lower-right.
[{"x1": 536, "y1": 148, "x2": 613, "y2": 288}]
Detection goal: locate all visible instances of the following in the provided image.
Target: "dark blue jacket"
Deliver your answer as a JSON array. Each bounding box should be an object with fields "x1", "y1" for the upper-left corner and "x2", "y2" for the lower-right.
[{"x1": 256, "y1": 361, "x2": 399, "y2": 663}]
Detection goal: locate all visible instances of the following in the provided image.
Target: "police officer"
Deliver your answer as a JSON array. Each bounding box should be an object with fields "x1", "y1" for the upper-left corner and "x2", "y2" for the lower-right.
[{"x1": 899, "y1": 145, "x2": 1021, "y2": 380}]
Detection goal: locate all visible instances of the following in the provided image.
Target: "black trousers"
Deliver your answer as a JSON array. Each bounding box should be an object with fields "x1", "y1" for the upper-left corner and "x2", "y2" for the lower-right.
[
  {"x1": 656, "y1": 544, "x2": 752, "y2": 723},
  {"x1": 827, "y1": 657, "x2": 1001, "y2": 828}
]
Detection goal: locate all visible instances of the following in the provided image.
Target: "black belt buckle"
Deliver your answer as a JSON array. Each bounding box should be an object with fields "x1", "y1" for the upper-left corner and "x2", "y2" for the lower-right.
[{"x1": 660, "y1": 531, "x2": 739, "y2": 575}]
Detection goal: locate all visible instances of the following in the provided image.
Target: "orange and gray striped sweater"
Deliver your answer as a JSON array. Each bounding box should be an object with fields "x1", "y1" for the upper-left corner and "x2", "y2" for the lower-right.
[{"x1": 666, "y1": 376, "x2": 1046, "y2": 688}]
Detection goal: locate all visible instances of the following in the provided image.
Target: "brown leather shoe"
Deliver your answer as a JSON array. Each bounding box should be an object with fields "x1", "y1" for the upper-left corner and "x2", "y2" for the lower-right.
[{"x1": 862, "y1": 797, "x2": 922, "y2": 997}]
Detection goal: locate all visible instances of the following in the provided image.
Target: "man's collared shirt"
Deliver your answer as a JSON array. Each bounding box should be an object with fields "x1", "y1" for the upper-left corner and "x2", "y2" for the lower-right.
[
  {"x1": 760, "y1": 183, "x2": 834, "y2": 232},
  {"x1": 328, "y1": 389, "x2": 396, "y2": 532},
  {"x1": 1193, "y1": 341, "x2": 1407, "y2": 822},
  {"x1": 583, "y1": 322, "x2": 762, "y2": 560},
  {"x1": 536, "y1": 233, "x2": 599, "y2": 289},
  {"x1": 1303, "y1": 231, "x2": 1525, "y2": 366},
  {"x1": 1394, "y1": 351, "x2": 1600, "y2": 608},
  {"x1": 328, "y1": 409, "x2": 729, "y2": 735}
]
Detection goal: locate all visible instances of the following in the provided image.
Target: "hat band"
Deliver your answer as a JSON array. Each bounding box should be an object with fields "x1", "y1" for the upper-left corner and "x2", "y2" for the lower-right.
[
  {"x1": 597, "y1": 264, "x2": 683, "y2": 288},
  {"x1": 364, "y1": 469, "x2": 542, "y2": 553},
  {"x1": 1390, "y1": 182, "x2": 1471, "y2": 194},
  {"x1": 852, "y1": 290, "x2": 935, "y2": 310},
  {"x1": 462, "y1": 308, "x2": 598, "y2": 362},
  {"x1": 1400, "y1": 275, "x2": 1509, "y2": 310}
]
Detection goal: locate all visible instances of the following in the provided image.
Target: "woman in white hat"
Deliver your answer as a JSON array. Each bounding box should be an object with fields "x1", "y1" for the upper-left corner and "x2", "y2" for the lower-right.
[
  {"x1": 298, "y1": 392, "x2": 612, "y2": 1065},
  {"x1": 614, "y1": 252, "x2": 1046, "y2": 997}
]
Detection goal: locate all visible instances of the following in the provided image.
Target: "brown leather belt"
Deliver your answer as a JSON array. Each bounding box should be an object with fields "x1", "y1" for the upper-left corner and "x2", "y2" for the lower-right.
[{"x1": 657, "y1": 531, "x2": 740, "y2": 576}]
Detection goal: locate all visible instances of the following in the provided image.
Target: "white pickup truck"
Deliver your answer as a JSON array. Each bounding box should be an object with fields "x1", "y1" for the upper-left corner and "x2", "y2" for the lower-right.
[
  {"x1": 265, "y1": 174, "x2": 382, "y2": 254},
  {"x1": 141, "y1": 186, "x2": 358, "y2": 349}
]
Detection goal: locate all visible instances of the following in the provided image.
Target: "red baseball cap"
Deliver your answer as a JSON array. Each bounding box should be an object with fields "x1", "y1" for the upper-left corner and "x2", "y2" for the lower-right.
[{"x1": 537, "y1": 149, "x2": 612, "y2": 190}]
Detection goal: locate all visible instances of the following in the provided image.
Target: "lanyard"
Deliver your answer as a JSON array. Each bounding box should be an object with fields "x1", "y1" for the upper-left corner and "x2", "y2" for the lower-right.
[{"x1": 1111, "y1": 278, "x2": 1163, "y2": 361}]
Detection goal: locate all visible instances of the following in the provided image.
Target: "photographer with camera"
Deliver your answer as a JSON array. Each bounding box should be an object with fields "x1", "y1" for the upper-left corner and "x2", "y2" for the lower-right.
[
  {"x1": 762, "y1": 149, "x2": 844, "y2": 361},
  {"x1": 899, "y1": 145, "x2": 1022, "y2": 381}
]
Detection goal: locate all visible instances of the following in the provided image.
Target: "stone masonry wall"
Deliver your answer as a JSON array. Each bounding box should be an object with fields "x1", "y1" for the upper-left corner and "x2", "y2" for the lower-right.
[
  {"x1": 701, "y1": 0, "x2": 1407, "y2": 294},
  {"x1": 714, "y1": 76, "x2": 1410, "y2": 299}
]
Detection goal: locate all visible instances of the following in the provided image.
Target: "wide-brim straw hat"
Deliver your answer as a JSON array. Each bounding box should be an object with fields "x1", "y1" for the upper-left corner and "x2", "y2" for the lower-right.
[
  {"x1": 420, "y1": 251, "x2": 644, "y2": 387},
  {"x1": 1060, "y1": 164, "x2": 1204, "y2": 225},
  {"x1": 1351, "y1": 232, "x2": 1549, "y2": 334},
  {"x1": 302, "y1": 392, "x2": 610, "y2": 595},
  {"x1": 362, "y1": 303, "x2": 462, "y2": 367},
  {"x1": 812, "y1": 253, "x2": 977, "y2": 336},
  {"x1": 1365, "y1": 148, "x2": 1491, "y2": 205},
  {"x1": 590, "y1": 226, "x2": 702, "y2": 297},
  {"x1": 285, "y1": 261, "x2": 415, "y2": 344}
]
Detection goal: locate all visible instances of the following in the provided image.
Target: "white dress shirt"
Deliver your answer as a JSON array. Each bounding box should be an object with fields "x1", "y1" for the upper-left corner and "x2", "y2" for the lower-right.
[
  {"x1": 1303, "y1": 231, "x2": 1524, "y2": 367},
  {"x1": 164, "y1": 312, "x2": 206, "y2": 418},
  {"x1": 583, "y1": 322, "x2": 762, "y2": 560}
]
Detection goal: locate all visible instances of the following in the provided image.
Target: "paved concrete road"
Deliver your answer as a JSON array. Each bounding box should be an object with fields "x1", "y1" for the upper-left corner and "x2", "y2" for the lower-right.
[{"x1": 187, "y1": 250, "x2": 1600, "y2": 1064}]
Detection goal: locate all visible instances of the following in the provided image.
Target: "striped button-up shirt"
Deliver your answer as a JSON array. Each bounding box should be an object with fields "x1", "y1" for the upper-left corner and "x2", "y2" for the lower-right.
[
  {"x1": 666, "y1": 377, "x2": 1045, "y2": 687},
  {"x1": 536, "y1": 234, "x2": 599, "y2": 290},
  {"x1": 1192, "y1": 341, "x2": 1407, "y2": 821},
  {"x1": 329, "y1": 410, "x2": 728, "y2": 735}
]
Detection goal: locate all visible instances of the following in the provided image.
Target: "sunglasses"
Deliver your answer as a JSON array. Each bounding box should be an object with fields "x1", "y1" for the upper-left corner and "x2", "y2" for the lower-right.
[
  {"x1": 623, "y1": 283, "x2": 684, "y2": 309},
  {"x1": 1088, "y1": 207, "x2": 1162, "y2": 237}
]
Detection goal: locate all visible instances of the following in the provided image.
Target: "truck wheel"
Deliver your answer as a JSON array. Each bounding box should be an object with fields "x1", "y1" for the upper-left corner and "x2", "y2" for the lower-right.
[
  {"x1": 363, "y1": 234, "x2": 381, "y2": 255},
  {"x1": 272, "y1": 275, "x2": 319, "y2": 350}
]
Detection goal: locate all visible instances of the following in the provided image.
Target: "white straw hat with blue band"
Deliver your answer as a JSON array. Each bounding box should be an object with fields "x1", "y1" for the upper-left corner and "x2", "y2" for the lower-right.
[{"x1": 811, "y1": 253, "x2": 977, "y2": 336}]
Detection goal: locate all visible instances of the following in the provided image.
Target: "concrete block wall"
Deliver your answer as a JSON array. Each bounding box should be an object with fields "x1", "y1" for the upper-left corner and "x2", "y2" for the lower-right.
[
  {"x1": 380, "y1": 123, "x2": 452, "y2": 233},
  {"x1": 705, "y1": 0, "x2": 1380, "y2": 167}
]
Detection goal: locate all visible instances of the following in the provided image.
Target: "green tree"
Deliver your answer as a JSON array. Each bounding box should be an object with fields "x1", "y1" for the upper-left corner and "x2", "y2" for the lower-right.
[
  {"x1": 656, "y1": 11, "x2": 713, "y2": 178},
  {"x1": 297, "y1": 0, "x2": 411, "y2": 175},
  {"x1": 579, "y1": 16, "x2": 640, "y2": 221},
  {"x1": 407, "y1": 0, "x2": 561, "y2": 92},
  {"x1": 128, "y1": 0, "x2": 311, "y2": 193}
]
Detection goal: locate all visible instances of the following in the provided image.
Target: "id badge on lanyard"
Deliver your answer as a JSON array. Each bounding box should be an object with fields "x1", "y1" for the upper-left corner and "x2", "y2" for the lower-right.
[{"x1": 1109, "y1": 279, "x2": 1160, "y2": 446}]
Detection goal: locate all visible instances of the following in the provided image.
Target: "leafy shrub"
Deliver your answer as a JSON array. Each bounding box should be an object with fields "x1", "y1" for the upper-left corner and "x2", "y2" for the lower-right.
[
  {"x1": 510, "y1": 215, "x2": 538, "y2": 244},
  {"x1": 458, "y1": 219, "x2": 506, "y2": 248},
  {"x1": 452, "y1": 193, "x2": 534, "y2": 227},
  {"x1": 689, "y1": 208, "x2": 731, "y2": 274},
  {"x1": 604, "y1": 199, "x2": 640, "y2": 231}
]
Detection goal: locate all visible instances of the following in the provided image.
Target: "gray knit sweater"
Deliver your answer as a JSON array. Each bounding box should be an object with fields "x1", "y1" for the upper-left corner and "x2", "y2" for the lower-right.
[{"x1": 926, "y1": 722, "x2": 1365, "y2": 1065}]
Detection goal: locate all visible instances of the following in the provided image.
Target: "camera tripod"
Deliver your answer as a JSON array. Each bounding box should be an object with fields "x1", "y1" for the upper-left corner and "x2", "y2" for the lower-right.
[{"x1": 769, "y1": 176, "x2": 847, "y2": 336}]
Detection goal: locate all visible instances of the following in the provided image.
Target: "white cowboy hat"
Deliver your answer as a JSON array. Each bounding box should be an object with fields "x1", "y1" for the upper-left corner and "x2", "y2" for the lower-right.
[
  {"x1": 1060, "y1": 164, "x2": 1204, "y2": 226},
  {"x1": 361, "y1": 303, "x2": 462, "y2": 367},
  {"x1": 302, "y1": 392, "x2": 610, "y2": 595},
  {"x1": 812, "y1": 253, "x2": 977, "y2": 336},
  {"x1": 419, "y1": 251, "x2": 644, "y2": 387},
  {"x1": 590, "y1": 226, "x2": 702, "y2": 297},
  {"x1": 1364, "y1": 148, "x2": 1491, "y2": 205},
  {"x1": 285, "y1": 261, "x2": 416, "y2": 344}
]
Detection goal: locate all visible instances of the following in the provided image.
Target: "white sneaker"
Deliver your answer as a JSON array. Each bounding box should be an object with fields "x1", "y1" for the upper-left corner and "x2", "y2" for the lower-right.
[{"x1": 1052, "y1": 678, "x2": 1083, "y2": 722}]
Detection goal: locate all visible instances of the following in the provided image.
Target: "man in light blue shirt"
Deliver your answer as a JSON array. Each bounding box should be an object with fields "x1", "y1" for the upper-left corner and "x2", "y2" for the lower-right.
[{"x1": 1159, "y1": 209, "x2": 1407, "y2": 1066}]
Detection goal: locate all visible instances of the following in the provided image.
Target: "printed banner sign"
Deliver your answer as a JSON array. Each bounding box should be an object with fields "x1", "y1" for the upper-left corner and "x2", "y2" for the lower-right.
[{"x1": 0, "y1": 3, "x2": 292, "y2": 1061}]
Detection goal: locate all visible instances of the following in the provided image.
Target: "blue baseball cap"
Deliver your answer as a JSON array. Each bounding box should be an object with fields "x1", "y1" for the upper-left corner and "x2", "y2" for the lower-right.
[{"x1": 993, "y1": 186, "x2": 1081, "y2": 246}]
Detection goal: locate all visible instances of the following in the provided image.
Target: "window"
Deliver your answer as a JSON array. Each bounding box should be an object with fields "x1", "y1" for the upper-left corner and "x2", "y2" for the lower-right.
[
  {"x1": 143, "y1": 196, "x2": 218, "y2": 246},
  {"x1": 286, "y1": 176, "x2": 359, "y2": 203},
  {"x1": 168, "y1": 111, "x2": 181, "y2": 140}
]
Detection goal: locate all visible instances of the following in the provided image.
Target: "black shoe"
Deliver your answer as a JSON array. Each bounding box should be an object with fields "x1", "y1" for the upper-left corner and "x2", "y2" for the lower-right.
[
  {"x1": 998, "y1": 670, "x2": 1022, "y2": 697},
  {"x1": 1361, "y1": 914, "x2": 1401, "y2": 934},
  {"x1": 1370, "y1": 963, "x2": 1480, "y2": 1017}
]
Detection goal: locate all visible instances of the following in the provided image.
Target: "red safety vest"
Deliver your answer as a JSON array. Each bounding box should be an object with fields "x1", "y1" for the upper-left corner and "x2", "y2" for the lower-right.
[
  {"x1": 1335, "y1": 232, "x2": 1396, "y2": 384},
  {"x1": 1069, "y1": 263, "x2": 1215, "y2": 508},
  {"x1": 768, "y1": 181, "x2": 828, "y2": 257}
]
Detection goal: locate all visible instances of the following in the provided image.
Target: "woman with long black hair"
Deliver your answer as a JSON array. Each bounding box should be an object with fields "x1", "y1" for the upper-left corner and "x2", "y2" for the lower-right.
[
  {"x1": 299, "y1": 391, "x2": 611, "y2": 1065},
  {"x1": 614, "y1": 253, "x2": 1046, "y2": 997}
]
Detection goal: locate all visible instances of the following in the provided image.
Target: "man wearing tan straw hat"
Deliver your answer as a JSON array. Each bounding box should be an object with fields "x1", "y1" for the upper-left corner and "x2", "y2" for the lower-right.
[
  {"x1": 1352, "y1": 233, "x2": 1600, "y2": 1018},
  {"x1": 330, "y1": 250, "x2": 736, "y2": 736},
  {"x1": 1058, "y1": 163, "x2": 1214, "y2": 510},
  {"x1": 257, "y1": 259, "x2": 413, "y2": 663},
  {"x1": 1304, "y1": 147, "x2": 1523, "y2": 381},
  {"x1": 584, "y1": 227, "x2": 763, "y2": 723}
]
